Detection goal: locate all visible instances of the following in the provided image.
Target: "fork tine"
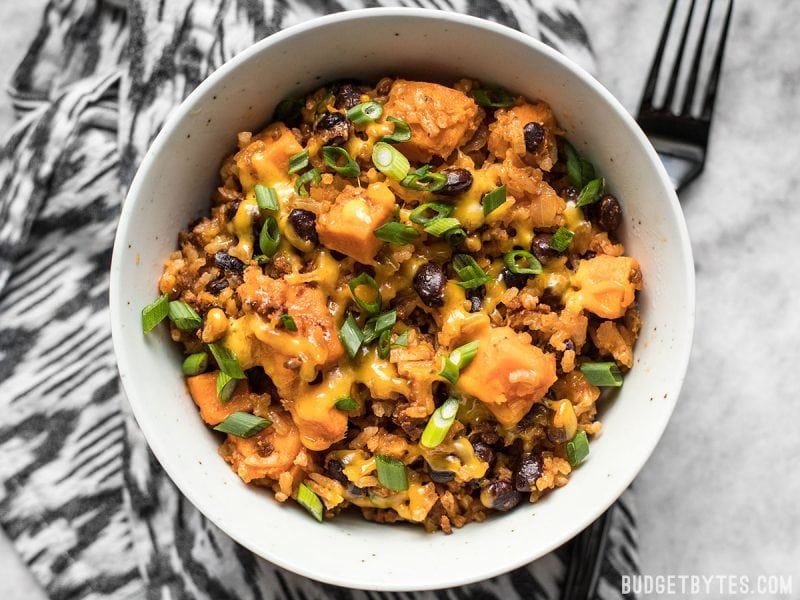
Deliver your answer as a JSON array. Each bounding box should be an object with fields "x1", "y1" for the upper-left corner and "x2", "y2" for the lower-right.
[
  {"x1": 680, "y1": 0, "x2": 715, "y2": 115},
  {"x1": 702, "y1": 0, "x2": 734, "y2": 118},
  {"x1": 662, "y1": 0, "x2": 698, "y2": 110},
  {"x1": 639, "y1": 0, "x2": 680, "y2": 111}
]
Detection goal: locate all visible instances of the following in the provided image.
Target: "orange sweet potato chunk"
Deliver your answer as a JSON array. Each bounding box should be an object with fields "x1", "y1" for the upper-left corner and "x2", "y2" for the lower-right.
[
  {"x1": 235, "y1": 123, "x2": 303, "y2": 188},
  {"x1": 220, "y1": 408, "x2": 302, "y2": 483},
  {"x1": 572, "y1": 255, "x2": 641, "y2": 319},
  {"x1": 317, "y1": 183, "x2": 396, "y2": 264},
  {"x1": 186, "y1": 372, "x2": 253, "y2": 425},
  {"x1": 284, "y1": 284, "x2": 344, "y2": 367},
  {"x1": 383, "y1": 80, "x2": 480, "y2": 162},
  {"x1": 457, "y1": 325, "x2": 558, "y2": 427}
]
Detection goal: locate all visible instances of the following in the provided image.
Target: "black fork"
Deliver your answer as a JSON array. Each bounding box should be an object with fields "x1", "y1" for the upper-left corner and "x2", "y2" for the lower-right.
[
  {"x1": 561, "y1": 2, "x2": 733, "y2": 599},
  {"x1": 636, "y1": 0, "x2": 734, "y2": 192}
]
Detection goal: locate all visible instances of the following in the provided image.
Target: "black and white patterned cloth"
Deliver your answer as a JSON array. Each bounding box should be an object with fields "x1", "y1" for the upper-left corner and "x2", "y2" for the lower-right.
[{"x1": 0, "y1": 1, "x2": 639, "y2": 598}]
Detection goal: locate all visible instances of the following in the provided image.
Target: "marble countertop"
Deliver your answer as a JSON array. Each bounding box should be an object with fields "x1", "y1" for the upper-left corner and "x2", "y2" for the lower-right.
[{"x1": 1, "y1": 1, "x2": 798, "y2": 598}]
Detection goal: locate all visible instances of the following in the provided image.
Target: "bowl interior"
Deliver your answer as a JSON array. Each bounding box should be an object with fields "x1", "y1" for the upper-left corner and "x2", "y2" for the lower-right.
[{"x1": 111, "y1": 9, "x2": 693, "y2": 591}]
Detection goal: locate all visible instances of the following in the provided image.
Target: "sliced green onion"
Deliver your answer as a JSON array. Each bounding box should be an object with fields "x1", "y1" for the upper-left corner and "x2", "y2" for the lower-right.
[
  {"x1": 313, "y1": 91, "x2": 335, "y2": 125},
  {"x1": 504, "y1": 249, "x2": 543, "y2": 275},
  {"x1": 439, "y1": 341, "x2": 479, "y2": 384},
  {"x1": 208, "y1": 343, "x2": 246, "y2": 379},
  {"x1": 381, "y1": 116, "x2": 412, "y2": 144},
  {"x1": 279, "y1": 314, "x2": 298, "y2": 332},
  {"x1": 288, "y1": 149, "x2": 309, "y2": 174},
  {"x1": 142, "y1": 294, "x2": 169, "y2": 333},
  {"x1": 216, "y1": 371, "x2": 239, "y2": 402},
  {"x1": 294, "y1": 168, "x2": 321, "y2": 196},
  {"x1": 259, "y1": 215, "x2": 281, "y2": 259},
  {"x1": 167, "y1": 300, "x2": 202, "y2": 331},
  {"x1": 214, "y1": 411, "x2": 272, "y2": 437},
  {"x1": 439, "y1": 357, "x2": 460, "y2": 385},
  {"x1": 254, "y1": 184, "x2": 279, "y2": 211},
  {"x1": 549, "y1": 227, "x2": 575, "y2": 252},
  {"x1": 339, "y1": 313, "x2": 363, "y2": 359},
  {"x1": 576, "y1": 177, "x2": 605, "y2": 207},
  {"x1": 296, "y1": 482, "x2": 324, "y2": 522},
  {"x1": 391, "y1": 330, "x2": 409, "y2": 348},
  {"x1": 580, "y1": 362, "x2": 623, "y2": 387},
  {"x1": 452, "y1": 254, "x2": 493, "y2": 289},
  {"x1": 420, "y1": 398, "x2": 460, "y2": 448},
  {"x1": 273, "y1": 97, "x2": 303, "y2": 124},
  {"x1": 374, "y1": 221, "x2": 419, "y2": 245},
  {"x1": 375, "y1": 454, "x2": 408, "y2": 491},
  {"x1": 377, "y1": 329, "x2": 392, "y2": 359},
  {"x1": 410, "y1": 201, "x2": 454, "y2": 225},
  {"x1": 401, "y1": 165, "x2": 446, "y2": 192},
  {"x1": 471, "y1": 87, "x2": 515, "y2": 108},
  {"x1": 322, "y1": 146, "x2": 360, "y2": 178},
  {"x1": 372, "y1": 142, "x2": 409, "y2": 181},
  {"x1": 564, "y1": 141, "x2": 583, "y2": 188},
  {"x1": 347, "y1": 101, "x2": 383, "y2": 125},
  {"x1": 567, "y1": 430, "x2": 590, "y2": 466},
  {"x1": 334, "y1": 397, "x2": 360, "y2": 411},
  {"x1": 482, "y1": 185, "x2": 507, "y2": 216},
  {"x1": 423, "y1": 217, "x2": 462, "y2": 238},
  {"x1": 348, "y1": 273, "x2": 382, "y2": 315},
  {"x1": 363, "y1": 309, "x2": 396, "y2": 344},
  {"x1": 181, "y1": 352, "x2": 208, "y2": 376},
  {"x1": 445, "y1": 228, "x2": 467, "y2": 247}
]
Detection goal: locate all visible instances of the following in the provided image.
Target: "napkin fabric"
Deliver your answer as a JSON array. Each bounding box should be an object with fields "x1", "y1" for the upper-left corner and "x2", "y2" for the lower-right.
[{"x1": 0, "y1": 1, "x2": 638, "y2": 599}]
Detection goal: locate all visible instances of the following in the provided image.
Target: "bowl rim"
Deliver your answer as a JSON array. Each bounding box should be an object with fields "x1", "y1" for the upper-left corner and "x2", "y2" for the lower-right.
[{"x1": 110, "y1": 6, "x2": 695, "y2": 591}]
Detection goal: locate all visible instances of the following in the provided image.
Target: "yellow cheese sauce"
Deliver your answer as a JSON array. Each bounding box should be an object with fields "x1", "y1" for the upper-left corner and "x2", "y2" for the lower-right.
[{"x1": 163, "y1": 77, "x2": 643, "y2": 530}]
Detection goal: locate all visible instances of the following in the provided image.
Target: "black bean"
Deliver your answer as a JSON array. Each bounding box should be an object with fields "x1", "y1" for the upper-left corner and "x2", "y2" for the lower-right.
[
  {"x1": 288, "y1": 209, "x2": 319, "y2": 244},
  {"x1": 439, "y1": 168, "x2": 473, "y2": 196},
  {"x1": 225, "y1": 200, "x2": 241, "y2": 221},
  {"x1": 563, "y1": 185, "x2": 580, "y2": 204},
  {"x1": 315, "y1": 111, "x2": 349, "y2": 145},
  {"x1": 596, "y1": 194, "x2": 623, "y2": 232},
  {"x1": 413, "y1": 262, "x2": 446, "y2": 307},
  {"x1": 523, "y1": 122, "x2": 546, "y2": 153},
  {"x1": 334, "y1": 84, "x2": 362, "y2": 111},
  {"x1": 466, "y1": 286, "x2": 484, "y2": 313},
  {"x1": 246, "y1": 367, "x2": 279, "y2": 399},
  {"x1": 485, "y1": 479, "x2": 522, "y2": 511},
  {"x1": 515, "y1": 452, "x2": 544, "y2": 492},
  {"x1": 205, "y1": 276, "x2": 228, "y2": 294},
  {"x1": 546, "y1": 426, "x2": 568, "y2": 444},
  {"x1": 428, "y1": 468, "x2": 456, "y2": 484},
  {"x1": 501, "y1": 267, "x2": 528, "y2": 290},
  {"x1": 531, "y1": 233, "x2": 559, "y2": 263},
  {"x1": 326, "y1": 459, "x2": 349, "y2": 485},
  {"x1": 214, "y1": 251, "x2": 245, "y2": 274},
  {"x1": 347, "y1": 483, "x2": 366, "y2": 496},
  {"x1": 472, "y1": 441, "x2": 495, "y2": 467}
]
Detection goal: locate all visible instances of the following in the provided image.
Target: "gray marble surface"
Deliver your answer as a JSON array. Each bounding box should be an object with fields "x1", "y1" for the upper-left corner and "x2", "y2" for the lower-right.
[{"x1": 1, "y1": 1, "x2": 798, "y2": 598}]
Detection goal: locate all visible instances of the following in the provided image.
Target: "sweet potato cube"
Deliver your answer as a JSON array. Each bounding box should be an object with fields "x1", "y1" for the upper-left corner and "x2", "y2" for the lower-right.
[
  {"x1": 186, "y1": 372, "x2": 253, "y2": 425},
  {"x1": 235, "y1": 123, "x2": 303, "y2": 188},
  {"x1": 572, "y1": 255, "x2": 640, "y2": 319},
  {"x1": 220, "y1": 408, "x2": 302, "y2": 482},
  {"x1": 317, "y1": 183, "x2": 396, "y2": 264},
  {"x1": 457, "y1": 326, "x2": 558, "y2": 427},
  {"x1": 383, "y1": 80, "x2": 479, "y2": 162}
]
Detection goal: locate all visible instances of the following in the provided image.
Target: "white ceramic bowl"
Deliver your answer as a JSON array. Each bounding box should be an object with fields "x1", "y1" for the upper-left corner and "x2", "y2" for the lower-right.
[{"x1": 110, "y1": 8, "x2": 694, "y2": 591}]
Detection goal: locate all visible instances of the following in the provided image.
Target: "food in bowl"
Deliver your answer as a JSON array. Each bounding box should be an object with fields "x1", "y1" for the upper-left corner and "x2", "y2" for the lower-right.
[{"x1": 141, "y1": 77, "x2": 642, "y2": 532}]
